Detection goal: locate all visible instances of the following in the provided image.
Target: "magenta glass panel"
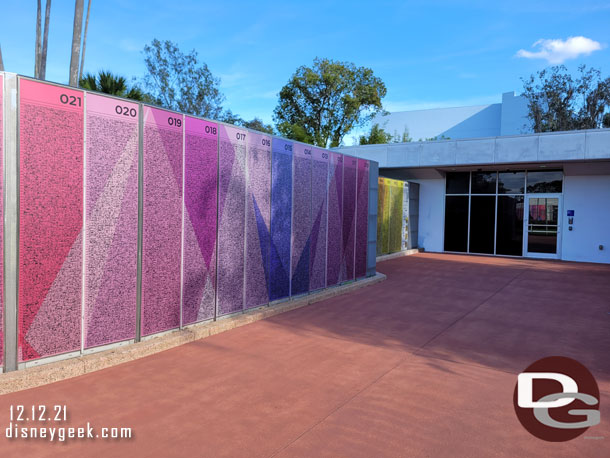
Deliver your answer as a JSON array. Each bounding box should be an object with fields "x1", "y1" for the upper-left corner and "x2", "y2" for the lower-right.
[
  {"x1": 291, "y1": 143, "x2": 312, "y2": 295},
  {"x1": 0, "y1": 74, "x2": 3, "y2": 365},
  {"x1": 19, "y1": 79, "x2": 83, "y2": 361},
  {"x1": 245, "y1": 132, "x2": 272, "y2": 309},
  {"x1": 84, "y1": 94, "x2": 138, "y2": 348},
  {"x1": 309, "y1": 148, "x2": 328, "y2": 291},
  {"x1": 217, "y1": 124, "x2": 247, "y2": 315},
  {"x1": 342, "y1": 155, "x2": 357, "y2": 281},
  {"x1": 142, "y1": 107, "x2": 183, "y2": 335},
  {"x1": 326, "y1": 152, "x2": 343, "y2": 286},
  {"x1": 355, "y1": 159, "x2": 369, "y2": 278},
  {"x1": 183, "y1": 117, "x2": 218, "y2": 324}
]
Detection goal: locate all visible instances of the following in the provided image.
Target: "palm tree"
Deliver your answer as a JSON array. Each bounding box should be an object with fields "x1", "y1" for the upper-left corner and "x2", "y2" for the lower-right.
[
  {"x1": 69, "y1": 0, "x2": 84, "y2": 86},
  {"x1": 40, "y1": 0, "x2": 52, "y2": 79},
  {"x1": 34, "y1": 0, "x2": 52, "y2": 79},
  {"x1": 79, "y1": 70, "x2": 146, "y2": 101},
  {"x1": 78, "y1": 0, "x2": 91, "y2": 81}
]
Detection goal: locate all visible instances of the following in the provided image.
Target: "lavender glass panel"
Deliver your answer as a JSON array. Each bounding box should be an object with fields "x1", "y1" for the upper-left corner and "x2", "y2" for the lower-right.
[
  {"x1": 355, "y1": 159, "x2": 369, "y2": 278},
  {"x1": 142, "y1": 107, "x2": 183, "y2": 336},
  {"x1": 341, "y1": 155, "x2": 357, "y2": 282},
  {"x1": 84, "y1": 94, "x2": 138, "y2": 348},
  {"x1": 326, "y1": 152, "x2": 343, "y2": 286},
  {"x1": 217, "y1": 124, "x2": 246, "y2": 315},
  {"x1": 309, "y1": 148, "x2": 328, "y2": 291},
  {"x1": 183, "y1": 117, "x2": 218, "y2": 325},
  {"x1": 245, "y1": 132, "x2": 271, "y2": 309},
  {"x1": 291, "y1": 143, "x2": 312, "y2": 295},
  {"x1": 270, "y1": 139, "x2": 292, "y2": 301}
]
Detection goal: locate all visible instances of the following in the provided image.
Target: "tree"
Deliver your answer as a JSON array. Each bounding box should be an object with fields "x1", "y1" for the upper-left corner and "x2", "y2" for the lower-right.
[
  {"x1": 35, "y1": 0, "x2": 41, "y2": 78},
  {"x1": 69, "y1": 0, "x2": 84, "y2": 86},
  {"x1": 274, "y1": 57, "x2": 387, "y2": 148},
  {"x1": 39, "y1": 0, "x2": 52, "y2": 79},
  {"x1": 359, "y1": 124, "x2": 392, "y2": 145},
  {"x1": 141, "y1": 39, "x2": 224, "y2": 119},
  {"x1": 604, "y1": 113, "x2": 610, "y2": 129},
  {"x1": 521, "y1": 65, "x2": 610, "y2": 132},
  {"x1": 0, "y1": 44, "x2": 4, "y2": 71},
  {"x1": 78, "y1": 0, "x2": 92, "y2": 81},
  {"x1": 80, "y1": 70, "x2": 145, "y2": 101},
  {"x1": 219, "y1": 110, "x2": 275, "y2": 135},
  {"x1": 359, "y1": 124, "x2": 412, "y2": 145},
  {"x1": 242, "y1": 118, "x2": 275, "y2": 135}
]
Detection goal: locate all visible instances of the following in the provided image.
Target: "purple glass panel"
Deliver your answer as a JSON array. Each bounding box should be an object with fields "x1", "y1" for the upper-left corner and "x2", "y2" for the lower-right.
[
  {"x1": 270, "y1": 139, "x2": 292, "y2": 301},
  {"x1": 309, "y1": 148, "x2": 328, "y2": 291},
  {"x1": 355, "y1": 159, "x2": 369, "y2": 278},
  {"x1": 183, "y1": 117, "x2": 218, "y2": 325},
  {"x1": 84, "y1": 94, "x2": 138, "y2": 348},
  {"x1": 142, "y1": 107, "x2": 183, "y2": 336},
  {"x1": 217, "y1": 124, "x2": 247, "y2": 315},
  {"x1": 245, "y1": 132, "x2": 272, "y2": 309},
  {"x1": 342, "y1": 155, "x2": 357, "y2": 282},
  {"x1": 326, "y1": 152, "x2": 343, "y2": 286},
  {"x1": 291, "y1": 143, "x2": 312, "y2": 295}
]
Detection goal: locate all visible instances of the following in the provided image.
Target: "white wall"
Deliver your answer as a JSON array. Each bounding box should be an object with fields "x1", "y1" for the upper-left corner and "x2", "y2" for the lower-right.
[
  {"x1": 561, "y1": 175, "x2": 610, "y2": 264},
  {"x1": 500, "y1": 92, "x2": 531, "y2": 135},
  {"x1": 409, "y1": 178, "x2": 445, "y2": 252}
]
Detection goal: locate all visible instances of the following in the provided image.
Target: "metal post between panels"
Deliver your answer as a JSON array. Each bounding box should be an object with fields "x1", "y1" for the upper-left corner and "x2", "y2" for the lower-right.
[
  {"x1": 135, "y1": 103, "x2": 143, "y2": 342},
  {"x1": 4, "y1": 73, "x2": 19, "y2": 371}
]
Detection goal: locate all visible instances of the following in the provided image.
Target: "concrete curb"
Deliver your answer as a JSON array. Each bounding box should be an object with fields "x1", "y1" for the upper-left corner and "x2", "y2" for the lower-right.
[
  {"x1": 376, "y1": 249, "x2": 421, "y2": 262},
  {"x1": 0, "y1": 273, "x2": 386, "y2": 395}
]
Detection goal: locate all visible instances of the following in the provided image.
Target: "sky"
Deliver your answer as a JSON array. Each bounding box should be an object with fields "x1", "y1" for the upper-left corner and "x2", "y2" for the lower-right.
[{"x1": 1, "y1": 0, "x2": 609, "y2": 144}]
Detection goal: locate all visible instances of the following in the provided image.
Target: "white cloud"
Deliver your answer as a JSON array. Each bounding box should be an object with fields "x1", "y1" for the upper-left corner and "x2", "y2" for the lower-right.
[{"x1": 516, "y1": 36, "x2": 602, "y2": 64}]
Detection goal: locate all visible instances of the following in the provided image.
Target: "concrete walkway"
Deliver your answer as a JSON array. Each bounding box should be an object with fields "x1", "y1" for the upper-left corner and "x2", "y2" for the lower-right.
[{"x1": 1, "y1": 253, "x2": 609, "y2": 457}]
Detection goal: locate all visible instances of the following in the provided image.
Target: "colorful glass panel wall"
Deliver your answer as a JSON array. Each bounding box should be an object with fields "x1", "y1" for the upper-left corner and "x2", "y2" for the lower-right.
[
  {"x1": 341, "y1": 155, "x2": 357, "y2": 282},
  {"x1": 217, "y1": 124, "x2": 247, "y2": 315},
  {"x1": 269, "y1": 139, "x2": 293, "y2": 301},
  {"x1": 326, "y1": 152, "x2": 343, "y2": 286},
  {"x1": 84, "y1": 94, "x2": 139, "y2": 348},
  {"x1": 183, "y1": 117, "x2": 218, "y2": 325},
  {"x1": 388, "y1": 180, "x2": 404, "y2": 253},
  {"x1": 310, "y1": 148, "x2": 329, "y2": 291},
  {"x1": 245, "y1": 132, "x2": 272, "y2": 309},
  {"x1": 142, "y1": 107, "x2": 183, "y2": 335},
  {"x1": 19, "y1": 79, "x2": 83, "y2": 361},
  {"x1": 355, "y1": 159, "x2": 369, "y2": 278},
  {"x1": 291, "y1": 143, "x2": 312, "y2": 295}
]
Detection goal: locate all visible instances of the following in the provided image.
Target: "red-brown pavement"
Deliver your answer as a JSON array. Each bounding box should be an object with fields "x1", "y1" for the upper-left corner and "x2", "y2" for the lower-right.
[{"x1": 0, "y1": 253, "x2": 609, "y2": 457}]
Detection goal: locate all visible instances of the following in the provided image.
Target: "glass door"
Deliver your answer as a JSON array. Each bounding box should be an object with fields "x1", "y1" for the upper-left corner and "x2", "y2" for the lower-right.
[{"x1": 524, "y1": 194, "x2": 561, "y2": 258}]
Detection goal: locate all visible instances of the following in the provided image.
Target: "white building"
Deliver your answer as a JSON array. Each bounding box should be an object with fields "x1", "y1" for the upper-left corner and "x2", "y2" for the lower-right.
[
  {"x1": 374, "y1": 92, "x2": 531, "y2": 141},
  {"x1": 337, "y1": 128, "x2": 610, "y2": 264}
]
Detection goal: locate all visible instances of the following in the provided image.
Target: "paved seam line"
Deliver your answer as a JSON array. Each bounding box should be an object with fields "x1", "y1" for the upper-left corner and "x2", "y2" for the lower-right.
[
  {"x1": 413, "y1": 267, "x2": 532, "y2": 354},
  {"x1": 267, "y1": 355, "x2": 410, "y2": 458}
]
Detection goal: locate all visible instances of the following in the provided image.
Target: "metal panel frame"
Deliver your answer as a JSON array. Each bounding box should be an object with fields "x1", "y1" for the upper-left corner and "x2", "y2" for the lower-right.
[{"x1": 3, "y1": 73, "x2": 19, "y2": 371}]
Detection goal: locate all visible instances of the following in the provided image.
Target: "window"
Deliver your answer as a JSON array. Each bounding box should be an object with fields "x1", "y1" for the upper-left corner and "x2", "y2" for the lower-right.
[
  {"x1": 446, "y1": 172, "x2": 469, "y2": 194},
  {"x1": 526, "y1": 171, "x2": 563, "y2": 193},
  {"x1": 498, "y1": 171, "x2": 525, "y2": 194},
  {"x1": 444, "y1": 170, "x2": 560, "y2": 257},
  {"x1": 471, "y1": 172, "x2": 496, "y2": 194}
]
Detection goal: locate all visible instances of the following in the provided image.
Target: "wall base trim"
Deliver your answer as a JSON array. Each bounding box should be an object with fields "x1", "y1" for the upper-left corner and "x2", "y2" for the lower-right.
[
  {"x1": 376, "y1": 249, "x2": 422, "y2": 262},
  {"x1": 0, "y1": 273, "x2": 386, "y2": 395}
]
